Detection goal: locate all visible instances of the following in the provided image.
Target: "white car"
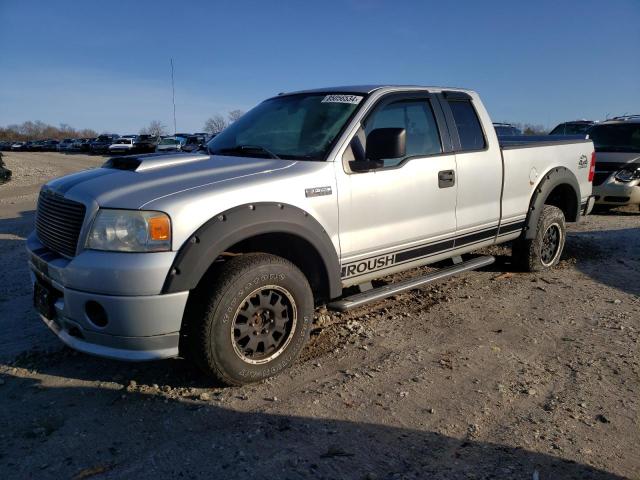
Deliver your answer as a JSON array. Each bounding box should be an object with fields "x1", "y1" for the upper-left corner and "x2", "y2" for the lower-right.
[
  {"x1": 108, "y1": 138, "x2": 136, "y2": 154},
  {"x1": 589, "y1": 115, "x2": 640, "y2": 209}
]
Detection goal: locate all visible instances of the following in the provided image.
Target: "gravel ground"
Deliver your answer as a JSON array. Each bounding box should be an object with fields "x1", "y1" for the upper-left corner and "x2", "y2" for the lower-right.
[{"x1": 0, "y1": 152, "x2": 638, "y2": 480}]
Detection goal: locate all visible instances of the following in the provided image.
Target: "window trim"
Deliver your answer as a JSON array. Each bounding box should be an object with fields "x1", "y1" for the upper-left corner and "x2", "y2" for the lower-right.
[
  {"x1": 438, "y1": 92, "x2": 489, "y2": 154},
  {"x1": 342, "y1": 92, "x2": 454, "y2": 173}
]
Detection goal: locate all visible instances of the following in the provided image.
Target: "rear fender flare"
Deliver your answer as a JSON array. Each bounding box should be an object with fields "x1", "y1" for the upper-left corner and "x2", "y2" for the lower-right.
[{"x1": 524, "y1": 166, "x2": 581, "y2": 239}]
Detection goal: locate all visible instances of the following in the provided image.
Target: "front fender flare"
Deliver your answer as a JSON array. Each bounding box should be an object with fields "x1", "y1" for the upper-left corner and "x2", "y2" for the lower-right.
[{"x1": 162, "y1": 203, "x2": 342, "y2": 298}]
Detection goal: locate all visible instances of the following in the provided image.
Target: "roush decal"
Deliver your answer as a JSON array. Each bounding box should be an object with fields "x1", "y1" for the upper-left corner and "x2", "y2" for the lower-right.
[
  {"x1": 321, "y1": 94, "x2": 363, "y2": 105},
  {"x1": 341, "y1": 254, "x2": 396, "y2": 278},
  {"x1": 340, "y1": 222, "x2": 525, "y2": 280},
  {"x1": 305, "y1": 186, "x2": 332, "y2": 198}
]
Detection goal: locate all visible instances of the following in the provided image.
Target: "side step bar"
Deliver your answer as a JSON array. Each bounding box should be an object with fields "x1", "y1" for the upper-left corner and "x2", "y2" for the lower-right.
[{"x1": 327, "y1": 255, "x2": 495, "y2": 312}]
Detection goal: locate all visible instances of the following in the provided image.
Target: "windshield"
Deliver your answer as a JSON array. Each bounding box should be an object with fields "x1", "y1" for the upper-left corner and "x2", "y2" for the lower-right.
[
  {"x1": 549, "y1": 123, "x2": 592, "y2": 135},
  {"x1": 589, "y1": 124, "x2": 640, "y2": 152},
  {"x1": 115, "y1": 139, "x2": 131, "y2": 144},
  {"x1": 207, "y1": 93, "x2": 364, "y2": 160},
  {"x1": 159, "y1": 138, "x2": 180, "y2": 145}
]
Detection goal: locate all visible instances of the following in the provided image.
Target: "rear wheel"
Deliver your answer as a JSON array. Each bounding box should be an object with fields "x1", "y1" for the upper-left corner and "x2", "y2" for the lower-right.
[
  {"x1": 183, "y1": 253, "x2": 314, "y2": 386},
  {"x1": 513, "y1": 205, "x2": 566, "y2": 272}
]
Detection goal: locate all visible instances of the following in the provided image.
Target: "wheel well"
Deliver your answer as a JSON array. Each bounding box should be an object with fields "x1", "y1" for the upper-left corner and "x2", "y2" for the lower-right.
[
  {"x1": 199, "y1": 232, "x2": 331, "y2": 305},
  {"x1": 544, "y1": 183, "x2": 579, "y2": 222}
]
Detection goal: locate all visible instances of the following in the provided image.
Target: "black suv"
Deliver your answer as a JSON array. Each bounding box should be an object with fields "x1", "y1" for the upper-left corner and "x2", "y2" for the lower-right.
[
  {"x1": 90, "y1": 134, "x2": 120, "y2": 154},
  {"x1": 131, "y1": 134, "x2": 159, "y2": 154}
]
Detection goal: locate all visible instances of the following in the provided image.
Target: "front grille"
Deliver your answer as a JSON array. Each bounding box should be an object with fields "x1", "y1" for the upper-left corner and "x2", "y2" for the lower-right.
[
  {"x1": 604, "y1": 196, "x2": 630, "y2": 203},
  {"x1": 35, "y1": 190, "x2": 86, "y2": 257}
]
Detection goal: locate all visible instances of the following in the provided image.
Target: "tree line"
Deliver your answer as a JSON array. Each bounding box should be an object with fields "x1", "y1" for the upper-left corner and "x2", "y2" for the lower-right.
[
  {"x1": 1, "y1": 109, "x2": 246, "y2": 142},
  {"x1": 0, "y1": 121, "x2": 98, "y2": 142},
  {"x1": 2, "y1": 113, "x2": 545, "y2": 142}
]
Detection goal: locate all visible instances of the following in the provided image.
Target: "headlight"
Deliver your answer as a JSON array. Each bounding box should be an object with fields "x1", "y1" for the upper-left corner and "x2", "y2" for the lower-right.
[
  {"x1": 86, "y1": 209, "x2": 171, "y2": 252},
  {"x1": 614, "y1": 167, "x2": 640, "y2": 183}
]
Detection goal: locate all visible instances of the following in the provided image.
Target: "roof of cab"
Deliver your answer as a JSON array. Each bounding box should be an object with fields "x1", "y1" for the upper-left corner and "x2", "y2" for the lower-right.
[{"x1": 276, "y1": 84, "x2": 473, "y2": 97}]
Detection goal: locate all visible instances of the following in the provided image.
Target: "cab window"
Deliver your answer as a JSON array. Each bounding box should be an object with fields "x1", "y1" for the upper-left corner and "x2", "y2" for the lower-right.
[
  {"x1": 363, "y1": 99, "x2": 442, "y2": 167},
  {"x1": 447, "y1": 100, "x2": 486, "y2": 151}
]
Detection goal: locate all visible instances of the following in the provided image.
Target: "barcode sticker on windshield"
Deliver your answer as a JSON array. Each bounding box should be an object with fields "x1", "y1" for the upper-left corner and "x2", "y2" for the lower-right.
[{"x1": 321, "y1": 95, "x2": 363, "y2": 105}]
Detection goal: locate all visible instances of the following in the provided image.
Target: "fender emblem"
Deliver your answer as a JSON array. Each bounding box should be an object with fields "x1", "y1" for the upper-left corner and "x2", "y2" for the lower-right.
[
  {"x1": 305, "y1": 186, "x2": 332, "y2": 197},
  {"x1": 578, "y1": 154, "x2": 588, "y2": 169}
]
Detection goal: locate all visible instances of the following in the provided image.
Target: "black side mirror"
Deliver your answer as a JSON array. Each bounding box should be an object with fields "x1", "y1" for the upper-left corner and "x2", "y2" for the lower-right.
[
  {"x1": 366, "y1": 127, "x2": 406, "y2": 161},
  {"x1": 349, "y1": 127, "x2": 406, "y2": 172}
]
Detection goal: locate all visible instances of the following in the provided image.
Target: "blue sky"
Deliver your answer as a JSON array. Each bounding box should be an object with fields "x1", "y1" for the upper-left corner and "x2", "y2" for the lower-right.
[{"x1": 1, "y1": 0, "x2": 639, "y2": 134}]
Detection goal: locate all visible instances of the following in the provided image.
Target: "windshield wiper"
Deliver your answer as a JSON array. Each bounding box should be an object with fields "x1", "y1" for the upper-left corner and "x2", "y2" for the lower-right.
[{"x1": 213, "y1": 145, "x2": 281, "y2": 159}]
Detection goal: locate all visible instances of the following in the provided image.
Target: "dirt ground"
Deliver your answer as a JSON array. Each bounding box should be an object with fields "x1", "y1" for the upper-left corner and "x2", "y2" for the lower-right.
[{"x1": 0, "y1": 152, "x2": 638, "y2": 480}]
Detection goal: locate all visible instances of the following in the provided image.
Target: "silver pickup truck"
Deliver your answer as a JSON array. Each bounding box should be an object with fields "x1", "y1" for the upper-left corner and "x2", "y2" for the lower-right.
[{"x1": 27, "y1": 85, "x2": 596, "y2": 385}]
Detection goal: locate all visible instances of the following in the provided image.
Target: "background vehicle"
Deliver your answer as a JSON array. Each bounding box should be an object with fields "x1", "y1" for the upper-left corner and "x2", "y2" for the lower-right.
[
  {"x1": 588, "y1": 115, "x2": 640, "y2": 208},
  {"x1": 57, "y1": 138, "x2": 76, "y2": 152},
  {"x1": 90, "y1": 134, "x2": 120, "y2": 154},
  {"x1": 132, "y1": 134, "x2": 159, "y2": 153},
  {"x1": 181, "y1": 134, "x2": 208, "y2": 153},
  {"x1": 155, "y1": 135, "x2": 187, "y2": 152},
  {"x1": 10, "y1": 141, "x2": 27, "y2": 151},
  {"x1": 493, "y1": 122, "x2": 522, "y2": 136},
  {"x1": 0, "y1": 141, "x2": 12, "y2": 151},
  {"x1": 27, "y1": 85, "x2": 594, "y2": 386},
  {"x1": 108, "y1": 137, "x2": 136, "y2": 154},
  {"x1": 41, "y1": 139, "x2": 60, "y2": 151},
  {"x1": 549, "y1": 120, "x2": 595, "y2": 136}
]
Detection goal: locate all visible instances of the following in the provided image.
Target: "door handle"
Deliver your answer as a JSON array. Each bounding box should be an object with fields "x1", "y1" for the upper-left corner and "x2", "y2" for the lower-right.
[{"x1": 438, "y1": 170, "x2": 455, "y2": 188}]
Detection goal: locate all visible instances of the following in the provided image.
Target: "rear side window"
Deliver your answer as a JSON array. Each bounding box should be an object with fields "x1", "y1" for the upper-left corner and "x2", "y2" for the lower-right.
[{"x1": 448, "y1": 100, "x2": 486, "y2": 151}]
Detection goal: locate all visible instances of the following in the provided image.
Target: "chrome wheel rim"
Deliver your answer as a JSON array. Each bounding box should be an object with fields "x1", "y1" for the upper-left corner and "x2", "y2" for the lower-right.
[
  {"x1": 231, "y1": 285, "x2": 297, "y2": 365},
  {"x1": 540, "y1": 223, "x2": 562, "y2": 266}
]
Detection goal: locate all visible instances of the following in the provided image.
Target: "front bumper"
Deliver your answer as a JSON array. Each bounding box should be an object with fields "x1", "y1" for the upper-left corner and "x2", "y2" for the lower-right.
[
  {"x1": 594, "y1": 178, "x2": 640, "y2": 206},
  {"x1": 27, "y1": 234, "x2": 189, "y2": 361}
]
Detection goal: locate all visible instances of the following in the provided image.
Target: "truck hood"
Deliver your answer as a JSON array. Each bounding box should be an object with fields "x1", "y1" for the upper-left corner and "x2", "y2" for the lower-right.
[{"x1": 44, "y1": 153, "x2": 298, "y2": 208}]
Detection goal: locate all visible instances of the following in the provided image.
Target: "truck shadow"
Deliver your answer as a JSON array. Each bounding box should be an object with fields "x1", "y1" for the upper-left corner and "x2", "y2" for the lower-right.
[
  {"x1": 476, "y1": 228, "x2": 640, "y2": 297},
  {"x1": 0, "y1": 369, "x2": 628, "y2": 480},
  {"x1": 563, "y1": 227, "x2": 640, "y2": 297}
]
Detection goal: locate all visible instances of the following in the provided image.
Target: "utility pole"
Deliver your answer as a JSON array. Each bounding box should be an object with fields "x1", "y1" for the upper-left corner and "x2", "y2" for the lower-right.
[{"x1": 170, "y1": 58, "x2": 177, "y2": 135}]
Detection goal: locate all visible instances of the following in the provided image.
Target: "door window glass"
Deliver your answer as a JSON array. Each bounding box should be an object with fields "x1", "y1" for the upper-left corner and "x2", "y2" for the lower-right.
[{"x1": 364, "y1": 99, "x2": 441, "y2": 167}]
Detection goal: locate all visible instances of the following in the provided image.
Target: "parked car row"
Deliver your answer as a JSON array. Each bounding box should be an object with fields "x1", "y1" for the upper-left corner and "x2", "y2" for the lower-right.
[{"x1": 0, "y1": 132, "x2": 215, "y2": 155}]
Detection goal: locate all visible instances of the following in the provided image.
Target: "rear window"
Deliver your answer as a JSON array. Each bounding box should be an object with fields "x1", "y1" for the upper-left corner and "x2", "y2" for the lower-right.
[
  {"x1": 589, "y1": 123, "x2": 640, "y2": 153},
  {"x1": 448, "y1": 100, "x2": 486, "y2": 151}
]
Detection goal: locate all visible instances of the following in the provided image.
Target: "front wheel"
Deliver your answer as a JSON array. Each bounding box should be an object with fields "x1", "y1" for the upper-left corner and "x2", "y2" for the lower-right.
[
  {"x1": 512, "y1": 205, "x2": 566, "y2": 272},
  {"x1": 183, "y1": 253, "x2": 314, "y2": 386}
]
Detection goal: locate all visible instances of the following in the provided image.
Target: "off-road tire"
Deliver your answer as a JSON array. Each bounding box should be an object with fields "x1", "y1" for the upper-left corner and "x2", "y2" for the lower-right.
[
  {"x1": 183, "y1": 253, "x2": 314, "y2": 386},
  {"x1": 513, "y1": 205, "x2": 566, "y2": 272}
]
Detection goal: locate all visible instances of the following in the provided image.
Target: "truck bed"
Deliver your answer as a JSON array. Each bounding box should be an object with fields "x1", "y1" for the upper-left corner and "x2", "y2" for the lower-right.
[{"x1": 498, "y1": 135, "x2": 589, "y2": 149}]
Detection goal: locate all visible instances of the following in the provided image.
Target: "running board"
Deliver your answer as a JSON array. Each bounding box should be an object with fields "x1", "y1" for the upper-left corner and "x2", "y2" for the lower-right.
[{"x1": 327, "y1": 255, "x2": 495, "y2": 312}]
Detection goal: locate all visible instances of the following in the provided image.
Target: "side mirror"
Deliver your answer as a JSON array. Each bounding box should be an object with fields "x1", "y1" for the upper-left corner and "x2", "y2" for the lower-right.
[{"x1": 366, "y1": 128, "x2": 406, "y2": 161}]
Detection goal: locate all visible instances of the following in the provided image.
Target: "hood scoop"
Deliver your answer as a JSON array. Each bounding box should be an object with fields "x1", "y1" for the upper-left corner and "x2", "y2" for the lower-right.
[{"x1": 103, "y1": 153, "x2": 210, "y2": 172}]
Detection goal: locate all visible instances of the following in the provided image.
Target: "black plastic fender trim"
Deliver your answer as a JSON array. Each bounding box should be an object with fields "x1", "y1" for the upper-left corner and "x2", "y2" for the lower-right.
[
  {"x1": 162, "y1": 203, "x2": 342, "y2": 299},
  {"x1": 524, "y1": 166, "x2": 581, "y2": 240}
]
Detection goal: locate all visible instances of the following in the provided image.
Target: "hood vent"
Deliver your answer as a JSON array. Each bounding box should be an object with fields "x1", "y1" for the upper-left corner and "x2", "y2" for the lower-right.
[
  {"x1": 102, "y1": 153, "x2": 210, "y2": 172},
  {"x1": 103, "y1": 157, "x2": 142, "y2": 171}
]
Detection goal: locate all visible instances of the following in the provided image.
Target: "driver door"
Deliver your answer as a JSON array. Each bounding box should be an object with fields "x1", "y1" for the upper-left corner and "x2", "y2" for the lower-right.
[{"x1": 336, "y1": 93, "x2": 458, "y2": 282}]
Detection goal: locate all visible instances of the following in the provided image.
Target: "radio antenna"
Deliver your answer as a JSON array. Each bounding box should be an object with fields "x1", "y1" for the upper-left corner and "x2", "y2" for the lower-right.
[{"x1": 170, "y1": 58, "x2": 177, "y2": 135}]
